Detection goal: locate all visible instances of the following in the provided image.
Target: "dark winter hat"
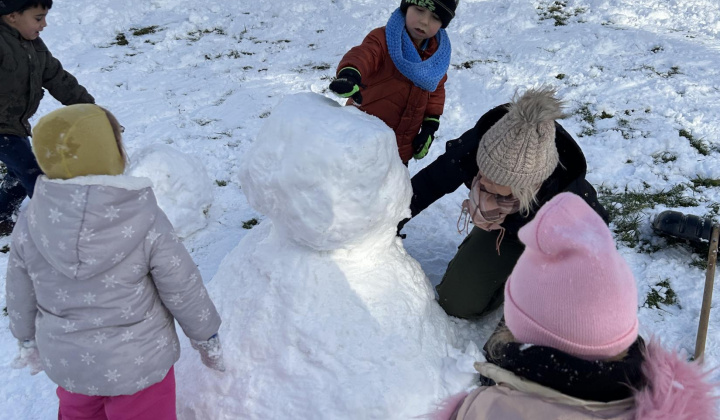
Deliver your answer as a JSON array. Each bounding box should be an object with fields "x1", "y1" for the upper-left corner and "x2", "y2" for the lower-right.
[
  {"x1": 0, "y1": 0, "x2": 25, "y2": 14},
  {"x1": 400, "y1": 0, "x2": 459, "y2": 28}
]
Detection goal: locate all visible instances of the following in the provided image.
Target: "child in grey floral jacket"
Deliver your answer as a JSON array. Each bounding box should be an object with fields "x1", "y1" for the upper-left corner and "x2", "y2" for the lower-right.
[{"x1": 6, "y1": 104, "x2": 223, "y2": 419}]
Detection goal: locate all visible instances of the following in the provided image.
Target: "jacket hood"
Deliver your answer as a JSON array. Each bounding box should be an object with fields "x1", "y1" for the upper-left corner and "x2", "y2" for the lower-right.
[
  {"x1": 26, "y1": 175, "x2": 157, "y2": 280},
  {"x1": 633, "y1": 339, "x2": 718, "y2": 420},
  {"x1": 32, "y1": 104, "x2": 125, "y2": 179}
]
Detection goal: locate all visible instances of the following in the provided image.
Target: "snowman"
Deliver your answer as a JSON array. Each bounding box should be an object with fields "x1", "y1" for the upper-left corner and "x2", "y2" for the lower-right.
[{"x1": 177, "y1": 93, "x2": 476, "y2": 419}]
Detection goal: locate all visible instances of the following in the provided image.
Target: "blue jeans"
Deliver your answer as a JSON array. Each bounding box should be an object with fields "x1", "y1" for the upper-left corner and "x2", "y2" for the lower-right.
[{"x1": 0, "y1": 135, "x2": 43, "y2": 221}]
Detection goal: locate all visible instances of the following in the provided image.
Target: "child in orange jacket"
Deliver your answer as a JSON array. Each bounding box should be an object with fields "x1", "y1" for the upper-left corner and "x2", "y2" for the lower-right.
[{"x1": 329, "y1": 0, "x2": 458, "y2": 164}]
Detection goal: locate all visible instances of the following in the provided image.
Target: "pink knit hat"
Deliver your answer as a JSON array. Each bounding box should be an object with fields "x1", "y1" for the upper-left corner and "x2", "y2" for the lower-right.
[{"x1": 504, "y1": 192, "x2": 639, "y2": 360}]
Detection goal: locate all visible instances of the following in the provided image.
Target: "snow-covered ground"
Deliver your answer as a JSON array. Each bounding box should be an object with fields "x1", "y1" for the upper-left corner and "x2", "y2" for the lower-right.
[{"x1": 2, "y1": 0, "x2": 720, "y2": 418}]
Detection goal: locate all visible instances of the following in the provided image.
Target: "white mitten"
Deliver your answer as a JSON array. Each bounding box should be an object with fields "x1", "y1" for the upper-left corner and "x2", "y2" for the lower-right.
[
  {"x1": 11, "y1": 339, "x2": 43, "y2": 375},
  {"x1": 190, "y1": 333, "x2": 226, "y2": 372}
]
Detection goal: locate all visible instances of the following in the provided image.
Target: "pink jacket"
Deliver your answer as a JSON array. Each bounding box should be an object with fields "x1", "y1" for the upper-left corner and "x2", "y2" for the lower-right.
[{"x1": 432, "y1": 341, "x2": 718, "y2": 420}]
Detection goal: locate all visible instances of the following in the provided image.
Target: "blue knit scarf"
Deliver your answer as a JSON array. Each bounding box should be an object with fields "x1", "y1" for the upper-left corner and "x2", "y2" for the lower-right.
[{"x1": 385, "y1": 8, "x2": 451, "y2": 92}]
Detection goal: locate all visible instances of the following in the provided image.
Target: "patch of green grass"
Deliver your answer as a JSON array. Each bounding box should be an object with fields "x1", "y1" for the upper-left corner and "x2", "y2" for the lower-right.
[
  {"x1": 680, "y1": 129, "x2": 710, "y2": 156},
  {"x1": 577, "y1": 104, "x2": 595, "y2": 125},
  {"x1": 652, "y1": 152, "x2": 677, "y2": 164},
  {"x1": 579, "y1": 127, "x2": 597, "y2": 137},
  {"x1": 0, "y1": 244, "x2": 9, "y2": 253},
  {"x1": 242, "y1": 218, "x2": 259, "y2": 229},
  {"x1": 452, "y1": 59, "x2": 497, "y2": 70},
  {"x1": 690, "y1": 256, "x2": 708, "y2": 270},
  {"x1": 259, "y1": 111, "x2": 271, "y2": 119},
  {"x1": 641, "y1": 64, "x2": 681, "y2": 78},
  {"x1": 555, "y1": 73, "x2": 566, "y2": 80},
  {"x1": 599, "y1": 111, "x2": 613, "y2": 119},
  {"x1": 644, "y1": 279, "x2": 679, "y2": 309},
  {"x1": 113, "y1": 33, "x2": 129, "y2": 46},
  {"x1": 132, "y1": 25, "x2": 159, "y2": 36},
  {"x1": 691, "y1": 176, "x2": 720, "y2": 189},
  {"x1": 193, "y1": 118, "x2": 214, "y2": 127},
  {"x1": 215, "y1": 180, "x2": 227, "y2": 187},
  {"x1": 707, "y1": 202, "x2": 720, "y2": 216},
  {"x1": 598, "y1": 184, "x2": 699, "y2": 247},
  {"x1": 576, "y1": 104, "x2": 599, "y2": 137},
  {"x1": 187, "y1": 27, "x2": 226, "y2": 41},
  {"x1": 538, "y1": 0, "x2": 587, "y2": 26}
]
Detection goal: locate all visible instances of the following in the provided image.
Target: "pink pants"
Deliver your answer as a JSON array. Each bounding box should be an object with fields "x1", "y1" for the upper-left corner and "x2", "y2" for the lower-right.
[{"x1": 57, "y1": 367, "x2": 176, "y2": 420}]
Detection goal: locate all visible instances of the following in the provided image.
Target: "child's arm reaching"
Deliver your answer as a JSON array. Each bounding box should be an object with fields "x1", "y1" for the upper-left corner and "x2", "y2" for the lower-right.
[
  {"x1": 331, "y1": 28, "x2": 387, "y2": 103},
  {"x1": 146, "y1": 212, "x2": 224, "y2": 370},
  {"x1": 337, "y1": 29, "x2": 386, "y2": 83},
  {"x1": 36, "y1": 39, "x2": 95, "y2": 106}
]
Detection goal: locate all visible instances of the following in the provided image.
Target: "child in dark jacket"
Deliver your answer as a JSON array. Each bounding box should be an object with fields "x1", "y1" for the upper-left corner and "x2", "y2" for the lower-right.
[
  {"x1": 433, "y1": 192, "x2": 718, "y2": 420},
  {"x1": 329, "y1": 0, "x2": 458, "y2": 164},
  {"x1": 0, "y1": 0, "x2": 94, "y2": 235},
  {"x1": 7, "y1": 104, "x2": 224, "y2": 420}
]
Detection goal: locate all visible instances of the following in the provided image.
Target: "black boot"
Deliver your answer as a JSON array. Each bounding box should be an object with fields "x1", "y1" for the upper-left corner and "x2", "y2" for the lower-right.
[{"x1": 652, "y1": 210, "x2": 714, "y2": 244}]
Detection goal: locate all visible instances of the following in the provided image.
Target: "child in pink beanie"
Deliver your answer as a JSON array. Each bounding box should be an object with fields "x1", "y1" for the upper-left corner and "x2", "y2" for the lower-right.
[{"x1": 432, "y1": 192, "x2": 718, "y2": 420}]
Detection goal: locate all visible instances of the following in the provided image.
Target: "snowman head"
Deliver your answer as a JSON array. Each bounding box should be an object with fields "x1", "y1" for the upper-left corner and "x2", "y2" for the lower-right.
[{"x1": 239, "y1": 93, "x2": 411, "y2": 251}]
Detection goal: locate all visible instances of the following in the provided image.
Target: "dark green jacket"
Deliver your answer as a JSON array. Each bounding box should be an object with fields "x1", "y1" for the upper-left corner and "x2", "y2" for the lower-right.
[{"x1": 0, "y1": 20, "x2": 94, "y2": 137}]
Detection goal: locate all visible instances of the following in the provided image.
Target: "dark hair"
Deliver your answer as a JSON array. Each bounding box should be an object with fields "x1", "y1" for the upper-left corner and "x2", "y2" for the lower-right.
[{"x1": 17, "y1": 0, "x2": 53, "y2": 13}]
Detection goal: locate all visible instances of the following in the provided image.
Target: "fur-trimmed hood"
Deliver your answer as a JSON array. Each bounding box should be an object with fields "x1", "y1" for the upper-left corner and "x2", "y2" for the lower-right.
[
  {"x1": 428, "y1": 339, "x2": 718, "y2": 420},
  {"x1": 633, "y1": 339, "x2": 718, "y2": 420}
]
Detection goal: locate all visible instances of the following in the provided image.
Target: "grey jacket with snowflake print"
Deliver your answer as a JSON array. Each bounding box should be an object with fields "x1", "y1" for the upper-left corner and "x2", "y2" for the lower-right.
[{"x1": 6, "y1": 175, "x2": 221, "y2": 396}]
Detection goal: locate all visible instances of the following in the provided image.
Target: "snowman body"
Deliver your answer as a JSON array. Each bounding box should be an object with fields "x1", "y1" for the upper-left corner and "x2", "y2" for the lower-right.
[{"x1": 178, "y1": 93, "x2": 469, "y2": 420}]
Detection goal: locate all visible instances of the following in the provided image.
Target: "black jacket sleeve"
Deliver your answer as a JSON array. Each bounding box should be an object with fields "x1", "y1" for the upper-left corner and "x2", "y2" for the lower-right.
[
  {"x1": 409, "y1": 127, "x2": 478, "y2": 216},
  {"x1": 409, "y1": 106, "x2": 511, "y2": 217}
]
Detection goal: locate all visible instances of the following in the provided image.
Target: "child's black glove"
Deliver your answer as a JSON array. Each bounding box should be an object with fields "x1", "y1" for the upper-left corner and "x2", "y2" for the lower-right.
[
  {"x1": 412, "y1": 116, "x2": 440, "y2": 159},
  {"x1": 329, "y1": 67, "x2": 363, "y2": 104}
]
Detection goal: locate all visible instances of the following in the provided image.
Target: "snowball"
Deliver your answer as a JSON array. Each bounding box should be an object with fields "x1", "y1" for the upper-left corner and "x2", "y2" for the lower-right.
[{"x1": 128, "y1": 143, "x2": 213, "y2": 238}]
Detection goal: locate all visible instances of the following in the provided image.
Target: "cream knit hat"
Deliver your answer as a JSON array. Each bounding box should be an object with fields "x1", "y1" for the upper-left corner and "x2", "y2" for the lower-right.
[
  {"x1": 32, "y1": 104, "x2": 125, "y2": 180},
  {"x1": 476, "y1": 87, "x2": 565, "y2": 188}
]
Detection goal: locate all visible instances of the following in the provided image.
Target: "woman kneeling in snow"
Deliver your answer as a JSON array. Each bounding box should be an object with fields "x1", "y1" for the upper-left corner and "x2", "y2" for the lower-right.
[
  {"x1": 433, "y1": 193, "x2": 717, "y2": 420},
  {"x1": 404, "y1": 87, "x2": 609, "y2": 319}
]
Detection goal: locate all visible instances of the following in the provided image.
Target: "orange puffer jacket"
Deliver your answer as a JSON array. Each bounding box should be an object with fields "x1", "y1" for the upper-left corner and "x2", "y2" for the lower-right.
[{"x1": 338, "y1": 27, "x2": 447, "y2": 163}]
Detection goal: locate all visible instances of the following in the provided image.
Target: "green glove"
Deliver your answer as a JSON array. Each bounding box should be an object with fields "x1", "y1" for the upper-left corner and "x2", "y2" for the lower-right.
[
  {"x1": 329, "y1": 67, "x2": 363, "y2": 104},
  {"x1": 412, "y1": 116, "x2": 440, "y2": 159}
]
